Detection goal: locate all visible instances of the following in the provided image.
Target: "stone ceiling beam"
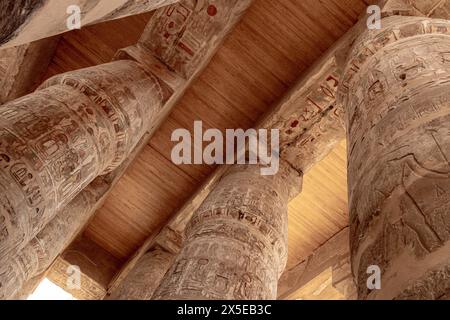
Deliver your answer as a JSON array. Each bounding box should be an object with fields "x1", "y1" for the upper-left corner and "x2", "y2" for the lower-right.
[
  {"x1": 0, "y1": 0, "x2": 180, "y2": 49},
  {"x1": 47, "y1": 235, "x2": 122, "y2": 300},
  {"x1": 277, "y1": 228, "x2": 355, "y2": 300},
  {"x1": 0, "y1": 37, "x2": 60, "y2": 103}
]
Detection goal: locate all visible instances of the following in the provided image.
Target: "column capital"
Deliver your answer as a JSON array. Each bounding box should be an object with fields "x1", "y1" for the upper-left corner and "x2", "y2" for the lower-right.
[
  {"x1": 340, "y1": 16, "x2": 450, "y2": 98},
  {"x1": 379, "y1": 0, "x2": 450, "y2": 18}
]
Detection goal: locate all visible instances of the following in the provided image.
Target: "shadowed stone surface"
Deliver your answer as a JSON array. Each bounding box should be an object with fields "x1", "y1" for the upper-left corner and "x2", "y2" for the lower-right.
[
  {"x1": 0, "y1": 184, "x2": 100, "y2": 299},
  {"x1": 340, "y1": 15, "x2": 450, "y2": 299},
  {"x1": 0, "y1": 0, "x2": 178, "y2": 49},
  {"x1": 0, "y1": 0, "x2": 45, "y2": 45},
  {"x1": 0, "y1": 38, "x2": 59, "y2": 104},
  {"x1": 106, "y1": 248, "x2": 175, "y2": 300}
]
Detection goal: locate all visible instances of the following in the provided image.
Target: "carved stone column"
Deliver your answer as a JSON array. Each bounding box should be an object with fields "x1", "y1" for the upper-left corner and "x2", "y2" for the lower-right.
[
  {"x1": 106, "y1": 247, "x2": 175, "y2": 300},
  {"x1": 340, "y1": 16, "x2": 450, "y2": 299},
  {"x1": 0, "y1": 60, "x2": 164, "y2": 260},
  {"x1": 12, "y1": 273, "x2": 47, "y2": 300},
  {"x1": 0, "y1": 179, "x2": 106, "y2": 299},
  {"x1": 153, "y1": 162, "x2": 302, "y2": 300}
]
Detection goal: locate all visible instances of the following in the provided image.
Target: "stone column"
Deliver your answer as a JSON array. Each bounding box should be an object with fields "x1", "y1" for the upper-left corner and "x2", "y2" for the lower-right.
[
  {"x1": 340, "y1": 16, "x2": 450, "y2": 299},
  {"x1": 106, "y1": 247, "x2": 175, "y2": 300},
  {"x1": 0, "y1": 59, "x2": 164, "y2": 260},
  {"x1": 12, "y1": 273, "x2": 47, "y2": 300},
  {"x1": 0, "y1": 178, "x2": 107, "y2": 299},
  {"x1": 153, "y1": 162, "x2": 302, "y2": 300}
]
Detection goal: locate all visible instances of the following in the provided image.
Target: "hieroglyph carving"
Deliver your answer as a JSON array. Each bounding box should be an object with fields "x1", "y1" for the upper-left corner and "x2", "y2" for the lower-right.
[
  {"x1": 339, "y1": 16, "x2": 450, "y2": 299},
  {"x1": 140, "y1": 0, "x2": 253, "y2": 79},
  {"x1": 0, "y1": 60, "x2": 164, "y2": 260},
  {"x1": 0, "y1": 184, "x2": 97, "y2": 299},
  {"x1": 259, "y1": 52, "x2": 345, "y2": 174},
  {"x1": 153, "y1": 162, "x2": 302, "y2": 300},
  {"x1": 0, "y1": 0, "x2": 253, "y2": 300}
]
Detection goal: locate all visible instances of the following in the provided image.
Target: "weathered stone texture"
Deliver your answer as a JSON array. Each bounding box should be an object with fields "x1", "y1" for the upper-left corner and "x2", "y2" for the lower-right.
[
  {"x1": 47, "y1": 235, "x2": 122, "y2": 300},
  {"x1": 261, "y1": 57, "x2": 345, "y2": 173},
  {"x1": 431, "y1": 1, "x2": 450, "y2": 19},
  {"x1": 278, "y1": 228, "x2": 356, "y2": 300},
  {"x1": 0, "y1": 0, "x2": 178, "y2": 49},
  {"x1": 0, "y1": 60, "x2": 163, "y2": 261},
  {"x1": 0, "y1": 38, "x2": 59, "y2": 104},
  {"x1": 153, "y1": 162, "x2": 302, "y2": 300},
  {"x1": 12, "y1": 273, "x2": 47, "y2": 300},
  {"x1": 106, "y1": 248, "x2": 175, "y2": 300},
  {"x1": 99, "y1": 0, "x2": 180, "y2": 22},
  {"x1": 404, "y1": 0, "x2": 448, "y2": 16},
  {"x1": 0, "y1": 0, "x2": 45, "y2": 46},
  {"x1": 1, "y1": 0, "x2": 255, "y2": 301},
  {"x1": 47, "y1": 257, "x2": 105, "y2": 300},
  {"x1": 339, "y1": 16, "x2": 450, "y2": 299},
  {"x1": 0, "y1": 179, "x2": 106, "y2": 299},
  {"x1": 396, "y1": 261, "x2": 450, "y2": 300}
]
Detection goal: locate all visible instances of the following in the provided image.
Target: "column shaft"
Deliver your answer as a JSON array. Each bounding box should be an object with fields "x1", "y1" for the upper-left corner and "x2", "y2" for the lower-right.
[
  {"x1": 153, "y1": 162, "x2": 302, "y2": 300},
  {"x1": 340, "y1": 16, "x2": 450, "y2": 299},
  {"x1": 0, "y1": 60, "x2": 163, "y2": 260},
  {"x1": 0, "y1": 178, "x2": 105, "y2": 299}
]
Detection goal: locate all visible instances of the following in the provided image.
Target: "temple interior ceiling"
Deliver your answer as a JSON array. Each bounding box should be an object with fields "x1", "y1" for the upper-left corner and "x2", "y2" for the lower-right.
[
  {"x1": 14, "y1": 0, "x2": 450, "y2": 300},
  {"x1": 40, "y1": 0, "x2": 367, "y2": 271},
  {"x1": 8, "y1": 0, "x2": 450, "y2": 301}
]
